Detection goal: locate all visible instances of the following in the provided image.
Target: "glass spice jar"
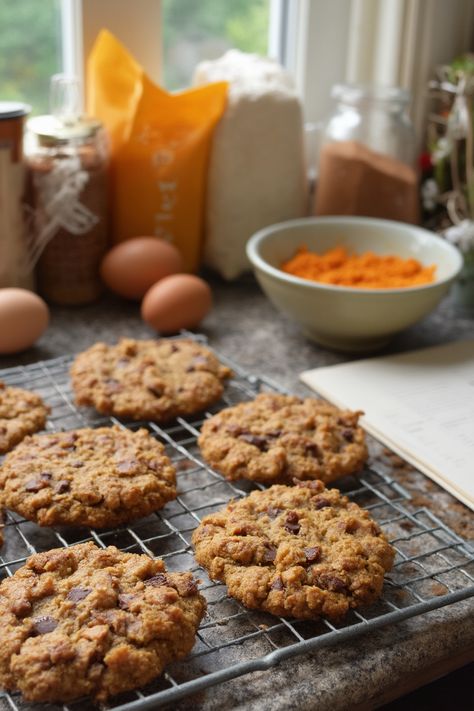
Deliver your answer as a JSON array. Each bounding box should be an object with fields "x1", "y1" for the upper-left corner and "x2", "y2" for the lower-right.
[
  {"x1": 314, "y1": 84, "x2": 420, "y2": 224},
  {"x1": 26, "y1": 77, "x2": 109, "y2": 305}
]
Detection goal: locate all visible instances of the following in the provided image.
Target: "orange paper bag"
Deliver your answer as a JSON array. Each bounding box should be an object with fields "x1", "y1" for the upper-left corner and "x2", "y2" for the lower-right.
[{"x1": 87, "y1": 30, "x2": 228, "y2": 272}]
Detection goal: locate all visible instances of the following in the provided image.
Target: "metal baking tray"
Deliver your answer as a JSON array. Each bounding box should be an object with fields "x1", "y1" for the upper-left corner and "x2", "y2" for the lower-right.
[{"x1": 0, "y1": 335, "x2": 473, "y2": 711}]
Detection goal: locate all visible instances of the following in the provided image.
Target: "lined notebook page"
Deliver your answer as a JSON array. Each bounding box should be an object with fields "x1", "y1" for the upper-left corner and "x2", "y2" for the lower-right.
[{"x1": 300, "y1": 340, "x2": 474, "y2": 510}]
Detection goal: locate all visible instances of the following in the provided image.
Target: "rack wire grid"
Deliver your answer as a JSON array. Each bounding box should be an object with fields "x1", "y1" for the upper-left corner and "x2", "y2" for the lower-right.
[{"x1": 0, "y1": 335, "x2": 473, "y2": 711}]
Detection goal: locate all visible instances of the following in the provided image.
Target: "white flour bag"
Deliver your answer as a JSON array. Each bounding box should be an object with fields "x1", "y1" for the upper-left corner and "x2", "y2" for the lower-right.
[{"x1": 193, "y1": 51, "x2": 306, "y2": 280}]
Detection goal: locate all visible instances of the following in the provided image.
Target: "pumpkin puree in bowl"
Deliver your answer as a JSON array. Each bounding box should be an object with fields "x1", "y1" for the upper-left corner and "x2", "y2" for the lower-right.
[{"x1": 281, "y1": 245, "x2": 436, "y2": 289}]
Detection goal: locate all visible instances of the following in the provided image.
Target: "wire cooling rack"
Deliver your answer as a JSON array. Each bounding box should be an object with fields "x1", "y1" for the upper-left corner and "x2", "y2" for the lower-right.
[{"x1": 0, "y1": 336, "x2": 473, "y2": 711}]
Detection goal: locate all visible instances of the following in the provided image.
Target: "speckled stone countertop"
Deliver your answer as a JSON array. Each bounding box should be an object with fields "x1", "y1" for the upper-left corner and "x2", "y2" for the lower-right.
[{"x1": 1, "y1": 274, "x2": 473, "y2": 710}]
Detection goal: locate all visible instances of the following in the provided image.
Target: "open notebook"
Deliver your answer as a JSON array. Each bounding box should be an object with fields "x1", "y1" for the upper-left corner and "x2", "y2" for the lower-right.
[{"x1": 300, "y1": 340, "x2": 474, "y2": 511}]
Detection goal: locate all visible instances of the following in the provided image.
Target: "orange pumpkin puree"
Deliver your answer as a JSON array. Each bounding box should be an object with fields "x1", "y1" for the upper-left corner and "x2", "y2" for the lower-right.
[{"x1": 281, "y1": 245, "x2": 436, "y2": 288}]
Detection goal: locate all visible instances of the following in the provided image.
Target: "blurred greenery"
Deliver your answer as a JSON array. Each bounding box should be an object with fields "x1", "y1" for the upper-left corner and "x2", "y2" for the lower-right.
[
  {"x1": 162, "y1": 0, "x2": 270, "y2": 89},
  {"x1": 0, "y1": 0, "x2": 269, "y2": 113},
  {"x1": 0, "y1": 0, "x2": 62, "y2": 115}
]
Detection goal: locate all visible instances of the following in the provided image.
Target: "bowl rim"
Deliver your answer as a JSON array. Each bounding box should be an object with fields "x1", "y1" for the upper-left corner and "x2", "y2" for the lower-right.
[{"x1": 246, "y1": 216, "x2": 464, "y2": 295}]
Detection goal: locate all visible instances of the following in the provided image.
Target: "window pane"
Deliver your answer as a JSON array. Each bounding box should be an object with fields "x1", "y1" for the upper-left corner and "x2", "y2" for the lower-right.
[
  {"x1": 0, "y1": 0, "x2": 63, "y2": 115},
  {"x1": 162, "y1": 0, "x2": 270, "y2": 90}
]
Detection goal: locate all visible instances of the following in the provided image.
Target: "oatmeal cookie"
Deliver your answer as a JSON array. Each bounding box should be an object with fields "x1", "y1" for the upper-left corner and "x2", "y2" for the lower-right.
[
  {"x1": 0, "y1": 542, "x2": 206, "y2": 703},
  {"x1": 0, "y1": 381, "x2": 49, "y2": 454},
  {"x1": 70, "y1": 338, "x2": 232, "y2": 422},
  {"x1": 198, "y1": 393, "x2": 367, "y2": 484},
  {"x1": 0, "y1": 426, "x2": 176, "y2": 528},
  {"x1": 192, "y1": 481, "x2": 394, "y2": 620}
]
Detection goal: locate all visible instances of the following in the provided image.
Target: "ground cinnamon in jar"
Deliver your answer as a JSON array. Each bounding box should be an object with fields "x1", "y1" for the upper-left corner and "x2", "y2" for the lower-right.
[
  {"x1": 315, "y1": 141, "x2": 420, "y2": 224},
  {"x1": 281, "y1": 245, "x2": 436, "y2": 288}
]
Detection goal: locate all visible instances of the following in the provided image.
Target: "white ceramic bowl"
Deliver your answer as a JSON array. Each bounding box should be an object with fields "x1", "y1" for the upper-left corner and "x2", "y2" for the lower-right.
[{"x1": 246, "y1": 216, "x2": 463, "y2": 352}]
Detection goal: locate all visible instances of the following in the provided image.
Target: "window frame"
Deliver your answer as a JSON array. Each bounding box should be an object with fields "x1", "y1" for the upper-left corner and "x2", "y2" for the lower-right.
[{"x1": 62, "y1": 0, "x2": 474, "y2": 139}]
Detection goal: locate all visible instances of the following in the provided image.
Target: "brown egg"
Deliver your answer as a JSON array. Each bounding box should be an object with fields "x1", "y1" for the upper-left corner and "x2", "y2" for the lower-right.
[
  {"x1": 0, "y1": 289, "x2": 49, "y2": 354},
  {"x1": 100, "y1": 237, "x2": 183, "y2": 300},
  {"x1": 141, "y1": 274, "x2": 212, "y2": 334}
]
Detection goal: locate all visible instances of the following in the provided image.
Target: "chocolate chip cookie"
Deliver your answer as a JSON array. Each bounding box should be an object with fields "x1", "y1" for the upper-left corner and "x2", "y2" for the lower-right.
[
  {"x1": 0, "y1": 542, "x2": 206, "y2": 703},
  {"x1": 0, "y1": 381, "x2": 49, "y2": 454},
  {"x1": 198, "y1": 393, "x2": 367, "y2": 484},
  {"x1": 192, "y1": 480, "x2": 394, "y2": 620},
  {"x1": 0, "y1": 426, "x2": 176, "y2": 528},
  {"x1": 70, "y1": 338, "x2": 232, "y2": 422}
]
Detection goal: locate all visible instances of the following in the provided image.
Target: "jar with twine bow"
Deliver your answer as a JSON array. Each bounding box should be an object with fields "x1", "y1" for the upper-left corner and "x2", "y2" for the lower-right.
[{"x1": 25, "y1": 75, "x2": 109, "y2": 305}]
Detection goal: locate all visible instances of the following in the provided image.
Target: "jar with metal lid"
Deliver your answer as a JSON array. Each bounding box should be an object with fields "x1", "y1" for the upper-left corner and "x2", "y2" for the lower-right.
[
  {"x1": 26, "y1": 76, "x2": 109, "y2": 305},
  {"x1": 315, "y1": 84, "x2": 420, "y2": 224},
  {"x1": 0, "y1": 101, "x2": 33, "y2": 289}
]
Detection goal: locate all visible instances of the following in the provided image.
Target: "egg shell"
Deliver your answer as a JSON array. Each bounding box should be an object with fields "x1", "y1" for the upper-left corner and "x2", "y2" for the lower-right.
[
  {"x1": 0, "y1": 288, "x2": 49, "y2": 354},
  {"x1": 100, "y1": 237, "x2": 183, "y2": 300},
  {"x1": 141, "y1": 274, "x2": 212, "y2": 334}
]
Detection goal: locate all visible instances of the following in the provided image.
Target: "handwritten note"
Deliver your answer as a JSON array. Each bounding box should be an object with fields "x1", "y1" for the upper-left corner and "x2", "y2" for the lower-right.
[{"x1": 300, "y1": 341, "x2": 474, "y2": 510}]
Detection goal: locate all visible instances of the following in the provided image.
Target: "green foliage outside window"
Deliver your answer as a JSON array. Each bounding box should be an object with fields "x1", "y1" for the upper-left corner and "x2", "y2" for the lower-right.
[
  {"x1": 0, "y1": 0, "x2": 269, "y2": 114},
  {"x1": 162, "y1": 0, "x2": 270, "y2": 90},
  {"x1": 0, "y1": 0, "x2": 62, "y2": 115}
]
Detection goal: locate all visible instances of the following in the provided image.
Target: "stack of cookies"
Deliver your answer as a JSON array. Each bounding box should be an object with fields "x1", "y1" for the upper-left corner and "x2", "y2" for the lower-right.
[{"x1": 0, "y1": 337, "x2": 394, "y2": 704}]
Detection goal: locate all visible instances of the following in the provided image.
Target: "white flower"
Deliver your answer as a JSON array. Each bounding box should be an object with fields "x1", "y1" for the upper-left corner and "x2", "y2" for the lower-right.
[
  {"x1": 444, "y1": 219, "x2": 474, "y2": 253},
  {"x1": 421, "y1": 179, "x2": 439, "y2": 210},
  {"x1": 432, "y1": 137, "x2": 451, "y2": 164}
]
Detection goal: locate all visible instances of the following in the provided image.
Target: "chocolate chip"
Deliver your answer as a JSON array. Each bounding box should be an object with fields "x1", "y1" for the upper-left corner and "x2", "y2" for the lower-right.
[
  {"x1": 238, "y1": 433, "x2": 269, "y2": 451},
  {"x1": 144, "y1": 573, "x2": 169, "y2": 587},
  {"x1": 314, "y1": 573, "x2": 347, "y2": 593},
  {"x1": 344, "y1": 519, "x2": 359, "y2": 534},
  {"x1": 263, "y1": 546, "x2": 277, "y2": 563},
  {"x1": 303, "y1": 546, "x2": 321, "y2": 563},
  {"x1": 265, "y1": 430, "x2": 282, "y2": 438},
  {"x1": 342, "y1": 429, "x2": 354, "y2": 442},
  {"x1": 170, "y1": 344, "x2": 179, "y2": 353},
  {"x1": 25, "y1": 478, "x2": 49, "y2": 492},
  {"x1": 116, "y1": 459, "x2": 138, "y2": 474},
  {"x1": 31, "y1": 616, "x2": 58, "y2": 635},
  {"x1": 56, "y1": 480, "x2": 70, "y2": 493},
  {"x1": 71, "y1": 460, "x2": 84, "y2": 468},
  {"x1": 11, "y1": 598, "x2": 31, "y2": 617},
  {"x1": 118, "y1": 593, "x2": 136, "y2": 610},
  {"x1": 147, "y1": 385, "x2": 163, "y2": 397},
  {"x1": 40, "y1": 471, "x2": 52, "y2": 480},
  {"x1": 67, "y1": 587, "x2": 91, "y2": 602},
  {"x1": 226, "y1": 423, "x2": 243, "y2": 436},
  {"x1": 284, "y1": 511, "x2": 300, "y2": 534},
  {"x1": 312, "y1": 497, "x2": 331, "y2": 510},
  {"x1": 270, "y1": 576, "x2": 284, "y2": 591},
  {"x1": 304, "y1": 442, "x2": 320, "y2": 458}
]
